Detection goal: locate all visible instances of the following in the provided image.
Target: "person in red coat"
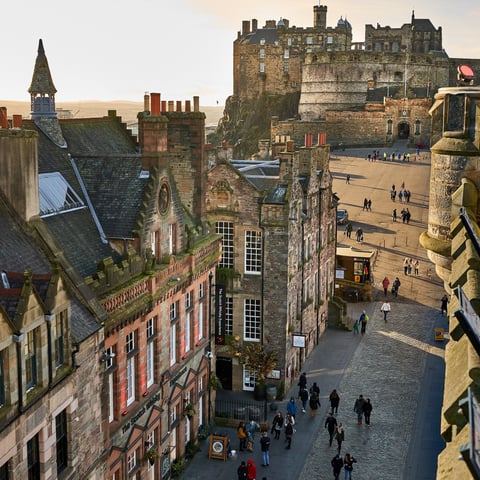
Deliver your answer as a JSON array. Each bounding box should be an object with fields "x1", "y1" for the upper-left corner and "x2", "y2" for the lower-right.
[{"x1": 247, "y1": 458, "x2": 257, "y2": 480}]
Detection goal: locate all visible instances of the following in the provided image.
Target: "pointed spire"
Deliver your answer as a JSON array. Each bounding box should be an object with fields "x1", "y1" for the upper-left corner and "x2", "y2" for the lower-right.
[{"x1": 28, "y1": 39, "x2": 57, "y2": 96}]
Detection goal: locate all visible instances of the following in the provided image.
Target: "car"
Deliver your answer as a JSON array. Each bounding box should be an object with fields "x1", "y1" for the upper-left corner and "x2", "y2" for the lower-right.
[{"x1": 336, "y1": 209, "x2": 349, "y2": 225}]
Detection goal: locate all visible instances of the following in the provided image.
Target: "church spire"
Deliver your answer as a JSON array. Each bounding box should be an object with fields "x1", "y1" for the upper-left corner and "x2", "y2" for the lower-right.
[{"x1": 28, "y1": 39, "x2": 57, "y2": 117}]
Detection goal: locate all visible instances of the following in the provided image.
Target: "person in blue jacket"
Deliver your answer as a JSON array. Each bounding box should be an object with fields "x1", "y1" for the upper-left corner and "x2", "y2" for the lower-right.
[{"x1": 286, "y1": 397, "x2": 298, "y2": 419}]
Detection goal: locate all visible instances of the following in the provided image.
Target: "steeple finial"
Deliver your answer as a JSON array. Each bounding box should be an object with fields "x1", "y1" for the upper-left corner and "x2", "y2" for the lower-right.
[{"x1": 28, "y1": 39, "x2": 57, "y2": 97}]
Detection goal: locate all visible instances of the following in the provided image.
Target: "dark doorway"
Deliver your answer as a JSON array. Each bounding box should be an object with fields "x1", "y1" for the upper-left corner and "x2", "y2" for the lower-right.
[
  {"x1": 398, "y1": 122, "x2": 410, "y2": 139},
  {"x1": 216, "y1": 357, "x2": 232, "y2": 390}
]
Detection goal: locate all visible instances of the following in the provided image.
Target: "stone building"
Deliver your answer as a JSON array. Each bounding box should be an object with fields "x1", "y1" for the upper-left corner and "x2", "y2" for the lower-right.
[
  {"x1": 420, "y1": 79, "x2": 480, "y2": 478},
  {"x1": 205, "y1": 137, "x2": 336, "y2": 393},
  {"x1": 0, "y1": 40, "x2": 221, "y2": 479}
]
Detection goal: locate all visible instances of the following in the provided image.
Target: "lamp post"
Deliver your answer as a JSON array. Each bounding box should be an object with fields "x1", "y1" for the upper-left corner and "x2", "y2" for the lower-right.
[{"x1": 207, "y1": 271, "x2": 214, "y2": 426}]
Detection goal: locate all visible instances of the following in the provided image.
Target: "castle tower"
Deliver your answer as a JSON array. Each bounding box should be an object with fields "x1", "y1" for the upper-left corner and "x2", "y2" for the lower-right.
[
  {"x1": 420, "y1": 82, "x2": 480, "y2": 284},
  {"x1": 313, "y1": 4, "x2": 327, "y2": 29},
  {"x1": 28, "y1": 39, "x2": 57, "y2": 119}
]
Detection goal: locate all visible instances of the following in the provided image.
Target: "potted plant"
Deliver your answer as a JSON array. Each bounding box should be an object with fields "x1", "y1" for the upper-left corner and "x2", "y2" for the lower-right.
[
  {"x1": 145, "y1": 447, "x2": 159, "y2": 466},
  {"x1": 184, "y1": 403, "x2": 196, "y2": 419}
]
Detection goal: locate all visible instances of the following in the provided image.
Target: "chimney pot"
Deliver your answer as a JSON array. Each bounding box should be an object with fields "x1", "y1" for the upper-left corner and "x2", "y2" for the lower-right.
[
  {"x1": 176, "y1": 101, "x2": 182, "y2": 112},
  {"x1": 161, "y1": 100, "x2": 167, "y2": 113},
  {"x1": 12, "y1": 115, "x2": 22, "y2": 128},
  {"x1": 193, "y1": 96, "x2": 200, "y2": 112},
  {"x1": 185, "y1": 100, "x2": 191, "y2": 112},
  {"x1": 0, "y1": 107, "x2": 7, "y2": 129},
  {"x1": 151, "y1": 93, "x2": 161, "y2": 115}
]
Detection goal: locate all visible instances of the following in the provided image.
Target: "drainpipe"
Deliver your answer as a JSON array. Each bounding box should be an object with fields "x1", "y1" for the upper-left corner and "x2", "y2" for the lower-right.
[{"x1": 13, "y1": 333, "x2": 25, "y2": 412}]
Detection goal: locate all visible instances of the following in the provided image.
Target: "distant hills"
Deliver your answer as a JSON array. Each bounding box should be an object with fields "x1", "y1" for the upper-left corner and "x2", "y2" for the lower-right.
[{"x1": 0, "y1": 100, "x2": 224, "y2": 127}]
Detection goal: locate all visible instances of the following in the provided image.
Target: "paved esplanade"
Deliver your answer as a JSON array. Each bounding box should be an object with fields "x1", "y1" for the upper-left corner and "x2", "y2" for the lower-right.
[{"x1": 182, "y1": 144, "x2": 446, "y2": 480}]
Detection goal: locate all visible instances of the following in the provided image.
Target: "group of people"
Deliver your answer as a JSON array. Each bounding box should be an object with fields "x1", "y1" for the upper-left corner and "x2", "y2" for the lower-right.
[
  {"x1": 381, "y1": 275, "x2": 401, "y2": 298},
  {"x1": 362, "y1": 198, "x2": 372, "y2": 211},
  {"x1": 403, "y1": 257, "x2": 419, "y2": 276}
]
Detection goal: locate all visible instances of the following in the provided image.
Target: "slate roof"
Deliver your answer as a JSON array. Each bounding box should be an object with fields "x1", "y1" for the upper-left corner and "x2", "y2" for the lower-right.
[
  {"x1": 28, "y1": 39, "x2": 57, "y2": 95},
  {"x1": 240, "y1": 28, "x2": 279, "y2": 45}
]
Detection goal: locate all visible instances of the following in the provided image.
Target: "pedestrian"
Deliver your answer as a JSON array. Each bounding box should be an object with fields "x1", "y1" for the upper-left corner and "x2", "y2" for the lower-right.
[
  {"x1": 286, "y1": 397, "x2": 298, "y2": 419},
  {"x1": 403, "y1": 257, "x2": 410, "y2": 275},
  {"x1": 271, "y1": 412, "x2": 283, "y2": 440},
  {"x1": 363, "y1": 398, "x2": 373, "y2": 425},
  {"x1": 237, "y1": 422, "x2": 247, "y2": 452},
  {"x1": 392, "y1": 277, "x2": 401, "y2": 297},
  {"x1": 298, "y1": 372, "x2": 307, "y2": 395},
  {"x1": 325, "y1": 412, "x2": 338, "y2": 446},
  {"x1": 401, "y1": 181, "x2": 405, "y2": 190},
  {"x1": 362, "y1": 198, "x2": 368, "y2": 211},
  {"x1": 284, "y1": 416, "x2": 295, "y2": 449},
  {"x1": 352, "y1": 318, "x2": 359, "y2": 335},
  {"x1": 355, "y1": 227, "x2": 363, "y2": 243},
  {"x1": 343, "y1": 453, "x2": 357, "y2": 480},
  {"x1": 382, "y1": 276, "x2": 390, "y2": 297},
  {"x1": 237, "y1": 460, "x2": 248, "y2": 480},
  {"x1": 260, "y1": 432, "x2": 270, "y2": 467},
  {"x1": 392, "y1": 208, "x2": 397, "y2": 222},
  {"x1": 310, "y1": 381, "x2": 320, "y2": 399},
  {"x1": 406, "y1": 208, "x2": 411, "y2": 224},
  {"x1": 353, "y1": 394, "x2": 365, "y2": 424},
  {"x1": 380, "y1": 301, "x2": 391, "y2": 322},
  {"x1": 246, "y1": 459, "x2": 257, "y2": 480},
  {"x1": 359, "y1": 310, "x2": 368, "y2": 335},
  {"x1": 309, "y1": 389, "x2": 321, "y2": 416},
  {"x1": 331, "y1": 454, "x2": 343, "y2": 480},
  {"x1": 398, "y1": 190, "x2": 403, "y2": 203},
  {"x1": 345, "y1": 222, "x2": 353, "y2": 238},
  {"x1": 407, "y1": 262, "x2": 412, "y2": 275},
  {"x1": 299, "y1": 387, "x2": 309, "y2": 413},
  {"x1": 414, "y1": 259, "x2": 419, "y2": 276},
  {"x1": 329, "y1": 389, "x2": 340, "y2": 414},
  {"x1": 441, "y1": 294, "x2": 449, "y2": 315},
  {"x1": 335, "y1": 423, "x2": 345, "y2": 453},
  {"x1": 346, "y1": 174, "x2": 350, "y2": 184},
  {"x1": 367, "y1": 199, "x2": 372, "y2": 211}
]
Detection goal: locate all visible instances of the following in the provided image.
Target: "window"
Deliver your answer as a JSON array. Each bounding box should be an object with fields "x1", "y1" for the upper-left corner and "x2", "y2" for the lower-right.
[
  {"x1": 127, "y1": 451, "x2": 137, "y2": 473},
  {"x1": 198, "y1": 301, "x2": 204, "y2": 340},
  {"x1": 260, "y1": 38, "x2": 265, "y2": 45},
  {"x1": 56, "y1": 410, "x2": 68, "y2": 474},
  {"x1": 216, "y1": 222, "x2": 234, "y2": 269},
  {"x1": 146, "y1": 318, "x2": 155, "y2": 388},
  {"x1": 245, "y1": 230, "x2": 262, "y2": 274},
  {"x1": 259, "y1": 63, "x2": 265, "y2": 73},
  {"x1": 287, "y1": 38, "x2": 292, "y2": 46},
  {"x1": 54, "y1": 311, "x2": 65, "y2": 367},
  {"x1": 25, "y1": 330, "x2": 37, "y2": 391},
  {"x1": 199, "y1": 282, "x2": 205, "y2": 299},
  {"x1": 244, "y1": 299, "x2": 261, "y2": 341},
  {"x1": 283, "y1": 61, "x2": 289, "y2": 73},
  {"x1": 185, "y1": 291, "x2": 192, "y2": 310},
  {"x1": 306, "y1": 36, "x2": 313, "y2": 44},
  {"x1": 327, "y1": 36, "x2": 333, "y2": 44},
  {"x1": 170, "y1": 323, "x2": 176, "y2": 366},
  {"x1": 168, "y1": 224, "x2": 176, "y2": 255},
  {"x1": 259, "y1": 48, "x2": 265, "y2": 59},
  {"x1": 126, "y1": 332, "x2": 136, "y2": 406},
  {"x1": 374, "y1": 42, "x2": 382, "y2": 52},
  {"x1": 225, "y1": 297, "x2": 233, "y2": 336},
  {"x1": 150, "y1": 230, "x2": 159, "y2": 258},
  {"x1": 243, "y1": 367, "x2": 258, "y2": 391},
  {"x1": 392, "y1": 41, "x2": 399, "y2": 52},
  {"x1": 0, "y1": 350, "x2": 5, "y2": 407},
  {"x1": 185, "y1": 311, "x2": 191, "y2": 353},
  {"x1": 415, "y1": 120, "x2": 421, "y2": 135},
  {"x1": 170, "y1": 302, "x2": 178, "y2": 322},
  {"x1": 387, "y1": 119, "x2": 393, "y2": 135},
  {"x1": 27, "y1": 434, "x2": 40, "y2": 480},
  {"x1": 108, "y1": 369, "x2": 115, "y2": 423},
  {"x1": 0, "y1": 462, "x2": 8, "y2": 480},
  {"x1": 283, "y1": 49, "x2": 289, "y2": 59}
]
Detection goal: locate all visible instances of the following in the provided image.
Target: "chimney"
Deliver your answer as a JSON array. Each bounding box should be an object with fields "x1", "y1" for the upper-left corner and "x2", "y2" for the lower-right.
[
  {"x1": 0, "y1": 107, "x2": 7, "y2": 129},
  {"x1": 12, "y1": 115, "x2": 22, "y2": 128},
  {"x1": 286, "y1": 140, "x2": 295, "y2": 152},
  {"x1": 305, "y1": 133, "x2": 313, "y2": 147},
  {"x1": 185, "y1": 100, "x2": 191, "y2": 112},
  {"x1": 144, "y1": 93, "x2": 150, "y2": 112},
  {"x1": 176, "y1": 101, "x2": 182, "y2": 112},
  {"x1": 242, "y1": 20, "x2": 250, "y2": 36},
  {"x1": 161, "y1": 100, "x2": 167, "y2": 113},
  {"x1": 194, "y1": 96, "x2": 200, "y2": 113},
  {"x1": 150, "y1": 93, "x2": 161, "y2": 115},
  {"x1": 168, "y1": 101, "x2": 174, "y2": 112},
  {"x1": 252, "y1": 19, "x2": 258, "y2": 31}
]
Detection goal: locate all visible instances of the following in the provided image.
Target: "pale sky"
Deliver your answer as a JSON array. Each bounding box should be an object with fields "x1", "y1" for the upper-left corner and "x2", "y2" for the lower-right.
[{"x1": 2, "y1": 0, "x2": 479, "y2": 106}]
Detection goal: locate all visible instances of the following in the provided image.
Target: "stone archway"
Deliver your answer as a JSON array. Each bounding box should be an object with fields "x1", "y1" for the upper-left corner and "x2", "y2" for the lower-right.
[{"x1": 398, "y1": 122, "x2": 410, "y2": 139}]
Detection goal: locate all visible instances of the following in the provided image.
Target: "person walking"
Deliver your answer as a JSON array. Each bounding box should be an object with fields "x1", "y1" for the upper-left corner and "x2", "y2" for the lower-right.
[
  {"x1": 284, "y1": 417, "x2": 295, "y2": 449},
  {"x1": 352, "y1": 318, "x2": 359, "y2": 335},
  {"x1": 310, "y1": 382, "x2": 320, "y2": 399},
  {"x1": 343, "y1": 453, "x2": 357, "y2": 480},
  {"x1": 359, "y1": 311, "x2": 368, "y2": 335},
  {"x1": 237, "y1": 460, "x2": 248, "y2": 480},
  {"x1": 403, "y1": 257, "x2": 410, "y2": 275},
  {"x1": 414, "y1": 259, "x2": 419, "y2": 276},
  {"x1": 363, "y1": 398, "x2": 373, "y2": 425},
  {"x1": 363, "y1": 198, "x2": 368, "y2": 211},
  {"x1": 260, "y1": 432, "x2": 271, "y2": 467},
  {"x1": 329, "y1": 389, "x2": 340, "y2": 414},
  {"x1": 345, "y1": 223, "x2": 353, "y2": 238},
  {"x1": 441, "y1": 294, "x2": 449, "y2": 315},
  {"x1": 381, "y1": 276, "x2": 390, "y2": 298},
  {"x1": 325, "y1": 412, "x2": 338, "y2": 446},
  {"x1": 299, "y1": 387, "x2": 309, "y2": 413},
  {"x1": 246, "y1": 459, "x2": 257, "y2": 480},
  {"x1": 355, "y1": 227, "x2": 363, "y2": 243},
  {"x1": 287, "y1": 397, "x2": 298, "y2": 419},
  {"x1": 380, "y1": 301, "x2": 391, "y2": 322},
  {"x1": 237, "y1": 422, "x2": 247, "y2": 452},
  {"x1": 354, "y1": 395, "x2": 366, "y2": 425},
  {"x1": 392, "y1": 277, "x2": 401, "y2": 297},
  {"x1": 335, "y1": 423, "x2": 345, "y2": 454},
  {"x1": 331, "y1": 454, "x2": 343, "y2": 480},
  {"x1": 346, "y1": 174, "x2": 350, "y2": 184},
  {"x1": 309, "y1": 389, "x2": 321, "y2": 416},
  {"x1": 298, "y1": 372, "x2": 307, "y2": 395},
  {"x1": 367, "y1": 199, "x2": 372, "y2": 211},
  {"x1": 392, "y1": 208, "x2": 397, "y2": 222},
  {"x1": 246, "y1": 418, "x2": 260, "y2": 441},
  {"x1": 271, "y1": 412, "x2": 283, "y2": 440}
]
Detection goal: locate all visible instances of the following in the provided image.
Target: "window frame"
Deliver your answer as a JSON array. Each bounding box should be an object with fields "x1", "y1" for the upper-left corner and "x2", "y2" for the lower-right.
[{"x1": 243, "y1": 299, "x2": 261, "y2": 342}]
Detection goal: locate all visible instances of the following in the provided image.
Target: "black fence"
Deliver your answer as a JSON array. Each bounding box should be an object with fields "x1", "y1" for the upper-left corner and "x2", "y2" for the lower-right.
[{"x1": 215, "y1": 398, "x2": 268, "y2": 423}]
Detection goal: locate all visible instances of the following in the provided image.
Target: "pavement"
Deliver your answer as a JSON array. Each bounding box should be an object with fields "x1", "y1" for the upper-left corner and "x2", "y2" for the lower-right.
[{"x1": 181, "y1": 144, "x2": 446, "y2": 480}]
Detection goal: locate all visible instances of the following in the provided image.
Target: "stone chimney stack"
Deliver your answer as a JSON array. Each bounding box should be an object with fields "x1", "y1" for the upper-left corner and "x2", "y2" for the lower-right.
[
  {"x1": 0, "y1": 107, "x2": 7, "y2": 128},
  {"x1": 242, "y1": 20, "x2": 250, "y2": 36}
]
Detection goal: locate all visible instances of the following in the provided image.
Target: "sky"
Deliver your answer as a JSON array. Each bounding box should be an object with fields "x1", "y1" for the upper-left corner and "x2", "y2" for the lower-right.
[{"x1": 2, "y1": 0, "x2": 480, "y2": 106}]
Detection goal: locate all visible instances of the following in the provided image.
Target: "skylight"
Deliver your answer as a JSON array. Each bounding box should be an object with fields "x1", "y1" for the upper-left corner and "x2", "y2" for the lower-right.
[{"x1": 39, "y1": 172, "x2": 85, "y2": 217}]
